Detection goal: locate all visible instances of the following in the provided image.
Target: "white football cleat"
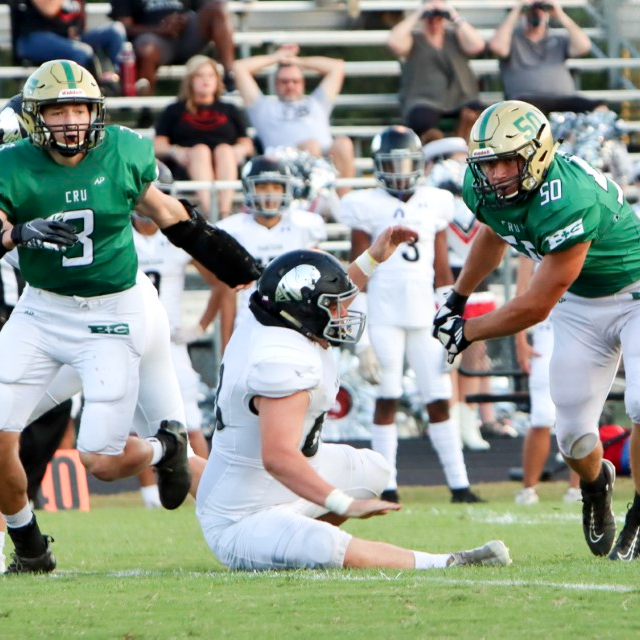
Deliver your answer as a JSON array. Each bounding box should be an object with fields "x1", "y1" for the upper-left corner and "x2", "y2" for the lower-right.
[
  {"x1": 447, "y1": 540, "x2": 512, "y2": 567},
  {"x1": 515, "y1": 487, "x2": 540, "y2": 505}
]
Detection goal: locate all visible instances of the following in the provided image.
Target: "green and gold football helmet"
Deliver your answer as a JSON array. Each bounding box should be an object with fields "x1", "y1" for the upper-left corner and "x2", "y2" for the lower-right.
[
  {"x1": 467, "y1": 100, "x2": 559, "y2": 205},
  {"x1": 21, "y1": 59, "x2": 105, "y2": 156}
]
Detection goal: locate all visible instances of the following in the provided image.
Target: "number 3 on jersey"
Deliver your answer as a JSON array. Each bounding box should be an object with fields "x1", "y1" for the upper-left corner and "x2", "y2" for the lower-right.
[{"x1": 58, "y1": 209, "x2": 94, "y2": 267}]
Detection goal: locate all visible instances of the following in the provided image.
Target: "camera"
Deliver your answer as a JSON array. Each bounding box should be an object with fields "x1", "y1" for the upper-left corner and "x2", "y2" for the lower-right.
[
  {"x1": 421, "y1": 8, "x2": 451, "y2": 20},
  {"x1": 525, "y1": 2, "x2": 552, "y2": 12}
]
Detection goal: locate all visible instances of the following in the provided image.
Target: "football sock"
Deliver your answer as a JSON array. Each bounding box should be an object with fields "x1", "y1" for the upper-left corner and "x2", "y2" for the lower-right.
[
  {"x1": 6, "y1": 512, "x2": 46, "y2": 557},
  {"x1": 146, "y1": 437, "x2": 165, "y2": 466},
  {"x1": 427, "y1": 419, "x2": 469, "y2": 489},
  {"x1": 413, "y1": 550, "x2": 451, "y2": 569},
  {"x1": 370, "y1": 423, "x2": 398, "y2": 490},
  {"x1": 4, "y1": 502, "x2": 34, "y2": 529},
  {"x1": 140, "y1": 484, "x2": 162, "y2": 508},
  {"x1": 580, "y1": 467, "x2": 606, "y2": 493},
  {"x1": 631, "y1": 491, "x2": 640, "y2": 513}
]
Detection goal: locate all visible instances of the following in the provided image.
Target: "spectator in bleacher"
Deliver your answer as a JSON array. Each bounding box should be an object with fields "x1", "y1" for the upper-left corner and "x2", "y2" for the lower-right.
[
  {"x1": 13, "y1": 0, "x2": 126, "y2": 86},
  {"x1": 153, "y1": 55, "x2": 254, "y2": 219},
  {"x1": 387, "y1": 1, "x2": 486, "y2": 144},
  {"x1": 109, "y1": 0, "x2": 235, "y2": 96},
  {"x1": 232, "y1": 43, "x2": 356, "y2": 197},
  {"x1": 488, "y1": 0, "x2": 604, "y2": 114}
]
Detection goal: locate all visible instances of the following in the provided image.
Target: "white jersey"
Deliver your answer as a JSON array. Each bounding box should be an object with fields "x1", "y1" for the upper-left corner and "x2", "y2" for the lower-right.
[
  {"x1": 447, "y1": 198, "x2": 480, "y2": 269},
  {"x1": 133, "y1": 229, "x2": 191, "y2": 331},
  {"x1": 216, "y1": 209, "x2": 327, "y2": 323},
  {"x1": 196, "y1": 313, "x2": 338, "y2": 529},
  {"x1": 339, "y1": 185, "x2": 454, "y2": 327}
]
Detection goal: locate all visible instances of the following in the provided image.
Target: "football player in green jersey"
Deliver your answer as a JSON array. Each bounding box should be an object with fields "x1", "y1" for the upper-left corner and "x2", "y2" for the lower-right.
[
  {"x1": 0, "y1": 59, "x2": 260, "y2": 574},
  {"x1": 433, "y1": 99, "x2": 640, "y2": 562}
]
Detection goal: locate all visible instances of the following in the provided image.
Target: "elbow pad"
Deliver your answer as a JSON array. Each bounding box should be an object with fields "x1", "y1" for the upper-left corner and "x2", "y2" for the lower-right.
[{"x1": 162, "y1": 199, "x2": 262, "y2": 287}]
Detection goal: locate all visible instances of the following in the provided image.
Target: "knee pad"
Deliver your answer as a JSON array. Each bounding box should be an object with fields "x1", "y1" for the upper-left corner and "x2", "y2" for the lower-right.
[{"x1": 562, "y1": 432, "x2": 599, "y2": 460}]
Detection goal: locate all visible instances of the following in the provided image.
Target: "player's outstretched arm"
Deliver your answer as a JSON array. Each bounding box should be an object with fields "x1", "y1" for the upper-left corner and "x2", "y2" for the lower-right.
[
  {"x1": 348, "y1": 225, "x2": 418, "y2": 289},
  {"x1": 136, "y1": 186, "x2": 262, "y2": 287}
]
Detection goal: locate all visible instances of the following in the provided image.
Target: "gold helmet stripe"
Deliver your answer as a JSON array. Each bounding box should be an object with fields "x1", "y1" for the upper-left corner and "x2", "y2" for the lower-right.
[{"x1": 477, "y1": 102, "x2": 502, "y2": 149}]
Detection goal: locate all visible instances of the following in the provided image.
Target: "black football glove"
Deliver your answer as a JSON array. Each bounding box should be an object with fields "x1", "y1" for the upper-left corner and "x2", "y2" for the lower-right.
[
  {"x1": 11, "y1": 219, "x2": 78, "y2": 251},
  {"x1": 432, "y1": 289, "x2": 468, "y2": 338},
  {"x1": 435, "y1": 316, "x2": 471, "y2": 364}
]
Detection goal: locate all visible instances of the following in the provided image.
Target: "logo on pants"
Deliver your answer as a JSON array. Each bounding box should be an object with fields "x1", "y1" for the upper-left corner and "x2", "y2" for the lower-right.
[{"x1": 88, "y1": 323, "x2": 130, "y2": 335}]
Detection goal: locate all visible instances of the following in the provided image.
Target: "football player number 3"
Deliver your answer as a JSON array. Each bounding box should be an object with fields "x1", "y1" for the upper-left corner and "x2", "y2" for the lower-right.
[{"x1": 60, "y1": 209, "x2": 94, "y2": 267}]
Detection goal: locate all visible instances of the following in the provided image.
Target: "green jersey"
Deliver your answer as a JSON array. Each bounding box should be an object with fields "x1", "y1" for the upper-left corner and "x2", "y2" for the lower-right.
[
  {"x1": 463, "y1": 152, "x2": 640, "y2": 297},
  {"x1": 0, "y1": 126, "x2": 157, "y2": 296}
]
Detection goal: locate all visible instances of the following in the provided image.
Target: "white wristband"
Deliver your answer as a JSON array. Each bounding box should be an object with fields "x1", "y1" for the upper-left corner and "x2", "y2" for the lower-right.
[
  {"x1": 324, "y1": 489, "x2": 354, "y2": 515},
  {"x1": 354, "y1": 250, "x2": 380, "y2": 277}
]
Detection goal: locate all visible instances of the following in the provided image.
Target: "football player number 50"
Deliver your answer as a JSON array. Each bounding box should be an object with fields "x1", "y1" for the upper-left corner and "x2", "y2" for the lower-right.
[{"x1": 60, "y1": 209, "x2": 94, "y2": 267}]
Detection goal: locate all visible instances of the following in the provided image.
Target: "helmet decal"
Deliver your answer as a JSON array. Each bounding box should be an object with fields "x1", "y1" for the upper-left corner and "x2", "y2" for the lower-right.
[{"x1": 275, "y1": 265, "x2": 321, "y2": 302}]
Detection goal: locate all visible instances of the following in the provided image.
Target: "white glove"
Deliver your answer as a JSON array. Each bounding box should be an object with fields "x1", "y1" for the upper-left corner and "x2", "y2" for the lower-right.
[
  {"x1": 172, "y1": 323, "x2": 204, "y2": 345},
  {"x1": 356, "y1": 344, "x2": 381, "y2": 385}
]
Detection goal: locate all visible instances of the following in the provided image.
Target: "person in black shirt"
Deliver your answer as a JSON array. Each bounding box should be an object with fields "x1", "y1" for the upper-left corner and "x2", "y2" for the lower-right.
[{"x1": 154, "y1": 55, "x2": 254, "y2": 218}]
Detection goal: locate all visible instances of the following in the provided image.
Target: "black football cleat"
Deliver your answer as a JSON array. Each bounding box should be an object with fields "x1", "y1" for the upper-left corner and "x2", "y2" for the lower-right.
[
  {"x1": 581, "y1": 459, "x2": 616, "y2": 556},
  {"x1": 451, "y1": 487, "x2": 486, "y2": 503},
  {"x1": 381, "y1": 489, "x2": 400, "y2": 503},
  {"x1": 154, "y1": 420, "x2": 191, "y2": 510},
  {"x1": 609, "y1": 505, "x2": 640, "y2": 561},
  {"x1": 5, "y1": 535, "x2": 56, "y2": 575}
]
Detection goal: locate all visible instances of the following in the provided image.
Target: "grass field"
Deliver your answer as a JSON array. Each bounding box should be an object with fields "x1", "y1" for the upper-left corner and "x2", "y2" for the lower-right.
[{"x1": 1, "y1": 480, "x2": 639, "y2": 640}]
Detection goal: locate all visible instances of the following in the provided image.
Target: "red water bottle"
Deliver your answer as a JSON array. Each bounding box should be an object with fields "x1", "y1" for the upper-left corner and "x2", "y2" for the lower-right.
[{"x1": 119, "y1": 42, "x2": 137, "y2": 97}]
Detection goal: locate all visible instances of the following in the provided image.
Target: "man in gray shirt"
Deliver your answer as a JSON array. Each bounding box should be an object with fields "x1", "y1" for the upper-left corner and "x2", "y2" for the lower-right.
[
  {"x1": 233, "y1": 44, "x2": 355, "y2": 196},
  {"x1": 489, "y1": 0, "x2": 602, "y2": 113}
]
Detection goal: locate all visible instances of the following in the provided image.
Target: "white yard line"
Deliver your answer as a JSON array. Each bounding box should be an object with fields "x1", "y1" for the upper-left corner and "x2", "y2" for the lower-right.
[{"x1": 52, "y1": 569, "x2": 639, "y2": 593}]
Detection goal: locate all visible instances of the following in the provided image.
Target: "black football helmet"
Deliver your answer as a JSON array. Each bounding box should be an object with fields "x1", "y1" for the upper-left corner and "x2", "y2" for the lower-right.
[
  {"x1": 371, "y1": 125, "x2": 424, "y2": 196},
  {"x1": 241, "y1": 155, "x2": 293, "y2": 217},
  {"x1": 255, "y1": 250, "x2": 365, "y2": 346}
]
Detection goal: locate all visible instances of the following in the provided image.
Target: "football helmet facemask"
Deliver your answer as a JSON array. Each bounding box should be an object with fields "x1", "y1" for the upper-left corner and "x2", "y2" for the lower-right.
[
  {"x1": 256, "y1": 249, "x2": 365, "y2": 346},
  {"x1": 371, "y1": 125, "x2": 424, "y2": 197},
  {"x1": 21, "y1": 59, "x2": 105, "y2": 157},
  {"x1": 241, "y1": 155, "x2": 293, "y2": 217},
  {"x1": 467, "y1": 100, "x2": 558, "y2": 206}
]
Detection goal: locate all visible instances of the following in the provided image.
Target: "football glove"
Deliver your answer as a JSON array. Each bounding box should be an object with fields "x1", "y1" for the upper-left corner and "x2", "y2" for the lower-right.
[
  {"x1": 356, "y1": 344, "x2": 381, "y2": 385},
  {"x1": 435, "y1": 316, "x2": 471, "y2": 364},
  {"x1": 11, "y1": 219, "x2": 78, "y2": 251},
  {"x1": 432, "y1": 289, "x2": 468, "y2": 338}
]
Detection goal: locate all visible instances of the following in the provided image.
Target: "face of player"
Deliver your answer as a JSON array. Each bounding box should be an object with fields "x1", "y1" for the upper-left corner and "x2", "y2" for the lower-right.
[
  {"x1": 254, "y1": 182, "x2": 285, "y2": 218},
  {"x1": 41, "y1": 102, "x2": 91, "y2": 151},
  {"x1": 479, "y1": 156, "x2": 524, "y2": 198},
  {"x1": 275, "y1": 66, "x2": 305, "y2": 102},
  {"x1": 191, "y1": 63, "x2": 218, "y2": 103}
]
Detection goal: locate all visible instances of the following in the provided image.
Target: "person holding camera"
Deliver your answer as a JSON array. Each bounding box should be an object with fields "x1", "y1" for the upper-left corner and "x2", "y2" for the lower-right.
[
  {"x1": 387, "y1": 1, "x2": 486, "y2": 143},
  {"x1": 488, "y1": 0, "x2": 603, "y2": 114}
]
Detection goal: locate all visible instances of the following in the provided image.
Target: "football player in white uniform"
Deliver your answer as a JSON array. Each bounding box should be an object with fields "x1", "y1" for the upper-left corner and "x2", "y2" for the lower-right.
[
  {"x1": 203, "y1": 155, "x2": 327, "y2": 350},
  {"x1": 196, "y1": 242, "x2": 512, "y2": 571},
  {"x1": 338, "y1": 126, "x2": 482, "y2": 503}
]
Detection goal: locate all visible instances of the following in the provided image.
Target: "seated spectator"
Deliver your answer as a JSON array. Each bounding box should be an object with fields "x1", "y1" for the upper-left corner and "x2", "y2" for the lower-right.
[
  {"x1": 154, "y1": 55, "x2": 254, "y2": 218},
  {"x1": 387, "y1": 1, "x2": 486, "y2": 143},
  {"x1": 14, "y1": 0, "x2": 126, "y2": 86},
  {"x1": 110, "y1": 0, "x2": 235, "y2": 96},
  {"x1": 233, "y1": 43, "x2": 356, "y2": 197},
  {"x1": 488, "y1": 0, "x2": 603, "y2": 114}
]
